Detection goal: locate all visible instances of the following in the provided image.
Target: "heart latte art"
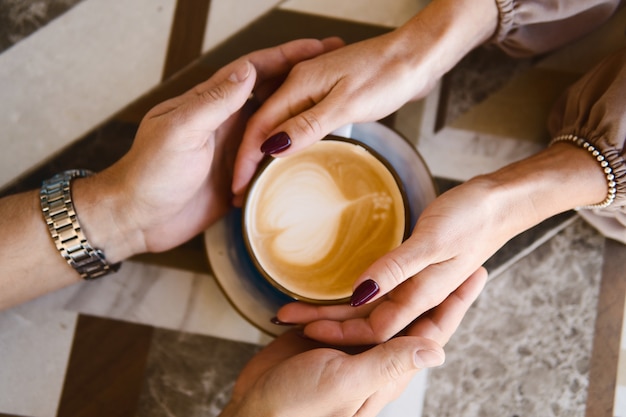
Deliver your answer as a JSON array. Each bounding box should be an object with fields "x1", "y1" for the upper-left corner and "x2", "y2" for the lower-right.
[{"x1": 244, "y1": 139, "x2": 407, "y2": 303}]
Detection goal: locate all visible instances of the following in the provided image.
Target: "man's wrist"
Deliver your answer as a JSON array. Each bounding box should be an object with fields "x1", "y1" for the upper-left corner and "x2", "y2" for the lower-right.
[
  {"x1": 39, "y1": 170, "x2": 122, "y2": 279},
  {"x1": 71, "y1": 172, "x2": 144, "y2": 264}
]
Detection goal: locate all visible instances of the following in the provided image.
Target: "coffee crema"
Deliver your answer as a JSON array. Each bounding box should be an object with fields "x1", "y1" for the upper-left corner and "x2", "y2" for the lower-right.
[{"x1": 243, "y1": 139, "x2": 407, "y2": 303}]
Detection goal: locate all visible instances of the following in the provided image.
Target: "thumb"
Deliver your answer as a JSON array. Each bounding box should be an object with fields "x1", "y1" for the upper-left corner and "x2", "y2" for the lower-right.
[
  {"x1": 350, "y1": 336, "x2": 445, "y2": 389},
  {"x1": 181, "y1": 60, "x2": 256, "y2": 131}
]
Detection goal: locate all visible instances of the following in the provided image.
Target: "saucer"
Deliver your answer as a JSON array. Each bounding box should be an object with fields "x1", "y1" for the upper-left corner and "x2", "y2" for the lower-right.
[{"x1": 204, "y1": 122, "x2": 437, "y2": 336}]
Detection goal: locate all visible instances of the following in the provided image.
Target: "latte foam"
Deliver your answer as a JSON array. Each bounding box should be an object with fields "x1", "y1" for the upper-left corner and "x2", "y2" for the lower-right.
[{"x1": 244, "y1": 139, "x2": 407, "y2": 302}]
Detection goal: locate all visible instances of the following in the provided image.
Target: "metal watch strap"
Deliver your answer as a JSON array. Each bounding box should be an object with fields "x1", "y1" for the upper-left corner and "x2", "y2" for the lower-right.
[{"x1": 40, "y1": 169, "x2": 121, "y2": 280}]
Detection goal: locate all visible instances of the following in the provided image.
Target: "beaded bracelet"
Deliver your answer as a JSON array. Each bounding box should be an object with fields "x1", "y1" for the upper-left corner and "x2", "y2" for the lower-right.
[{"x1": 550, "y1": 134, "x2": 617, "y2": 209}]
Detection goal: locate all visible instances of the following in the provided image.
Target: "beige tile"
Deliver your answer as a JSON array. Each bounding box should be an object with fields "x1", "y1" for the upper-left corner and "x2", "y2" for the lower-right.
[
  {"x1": 0, "y1": 289, "x2": 78, "y2": 417},
  {"x1": 62, "y1": 261, "x2": 273, "y2": 346},
  {"x1": 449, "y1": 68, "x2": 580, "y2": 143},
  {"x1": 417, "y1": 126, "x2": 544, "y2": 181},
  {"x1": 616, "y1": 385, "x2": 626, "y2": 415},
  {"x1": 0, "y1": 0, "x2": 176, "y2": 189}
]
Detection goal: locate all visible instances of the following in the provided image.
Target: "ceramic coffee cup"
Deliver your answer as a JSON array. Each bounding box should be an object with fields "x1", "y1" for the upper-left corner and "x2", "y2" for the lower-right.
[{"x1": 242, "y1": 135, "x2": 410, "y2": 304}]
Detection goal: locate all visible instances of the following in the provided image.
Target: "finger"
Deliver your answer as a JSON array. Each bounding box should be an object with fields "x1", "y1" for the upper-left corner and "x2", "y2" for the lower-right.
[
  {"x1": 247, "y1": 61, "x2": 353, "y2": 151},
  {"x1": 231, "y1": 78, "x2": 357, "y2": 202},
  {"x1": 187, "y1": 37, "x2": 343, "y2": 103},
  {"x1": 252, "y1": 37, "x2": 345, "y2": 103},
  {"x1": 231, "y1": 38, "x2": 345, "y2": 198},
  {"x1": 249, "y1": 36, "x2": 344, "y2": 90},
  {"x1": 349, "y1": 234, "x2": 437, "y2": 307},
  {"x1": 346, "y1": 336, "x2": 444, "y2": 395},
  {"x1": 406, "y1": 266, "x2": 487, "y2": 346},
  {"x1": 276, "y1": 298, "x2": 381, "y2": 325},
  {"x1": 155, "y1": 60, "x2": 256, "y2": 138},
  {"x1": 331, "y1": 336, "x2": 443, "y2": 416},
  {"x1": 244, "y1": 37, "x2": 351, "y2": 149},
  {"x1": 303, "y1": 263, "x2": 483, "y2": 345}
]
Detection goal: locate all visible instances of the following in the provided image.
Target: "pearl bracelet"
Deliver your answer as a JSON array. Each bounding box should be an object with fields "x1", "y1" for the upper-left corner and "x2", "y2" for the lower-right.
[{"x1": 550, "y1": 134, "x2": 616, "y2": 209}]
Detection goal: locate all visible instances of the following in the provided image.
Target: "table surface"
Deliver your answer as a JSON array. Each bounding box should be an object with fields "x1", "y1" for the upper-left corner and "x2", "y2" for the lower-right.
[{"x1": 1, "y1": 2, "x2": 625, "y2": 417}]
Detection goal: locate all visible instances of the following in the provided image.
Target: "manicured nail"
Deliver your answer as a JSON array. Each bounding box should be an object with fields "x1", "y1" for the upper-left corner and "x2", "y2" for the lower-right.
[
  {"x1": 270, "y1": 316, "x2": 295, "y2": 326},
  {"x1": 261, "y1": 132, "x2": 291, "y2": 155},
  {"x1": 414, "y1": 349, "x2": 445, "y2": 368},
  {"x1": 350, "y1": 279, "x2": 380, "y2": 307}
]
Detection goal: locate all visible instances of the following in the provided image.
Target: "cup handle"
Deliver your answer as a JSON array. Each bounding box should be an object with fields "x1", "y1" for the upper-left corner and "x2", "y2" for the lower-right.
[{"x1": 331, "y1": 124, "x2": 353, "y2": 139}]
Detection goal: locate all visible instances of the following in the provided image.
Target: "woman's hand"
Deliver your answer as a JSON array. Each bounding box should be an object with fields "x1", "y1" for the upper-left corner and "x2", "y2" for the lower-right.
[
  {"x1": 231, "y1": 0, "x2": 499, "y2": 203},
  {"x1": 275, "y1": 177, "x2": 513, "y2": 344},
  {"x1": 221, "y1": 267, "x2": 487, "y2": 417},
  {"x1": 274, "y1": 143, "x2": 609, "y2": 345}
]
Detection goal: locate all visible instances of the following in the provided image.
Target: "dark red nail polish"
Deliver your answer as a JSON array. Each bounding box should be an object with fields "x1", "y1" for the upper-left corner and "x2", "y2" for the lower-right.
[
  {"x1": 270, "y1": 316, "x2": 295, "y2": 326},
  {"x1": 261, "y1": 132, "x2": 291, "y2": 155},
  {"x1": 350, "y1": 279, "x2": 380, "y2": 307}
]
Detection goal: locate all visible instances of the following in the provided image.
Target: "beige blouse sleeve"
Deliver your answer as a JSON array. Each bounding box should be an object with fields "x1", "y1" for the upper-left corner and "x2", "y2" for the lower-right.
[
  {"x1": 547, "y1": 47, "x2": 626, "y2": 242},
  {"x1": 492, "y1": 0, "x2": 622, "y2": 57}
]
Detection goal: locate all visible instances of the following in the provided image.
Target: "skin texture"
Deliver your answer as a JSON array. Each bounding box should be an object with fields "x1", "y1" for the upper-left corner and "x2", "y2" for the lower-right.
[
  {"x1": 0, "y1": 37, "x2": 488, "y2": 417},
  {"x1": 0, "y1": 37, "x2": 345, "y2": 310},
  {"x1": 275, "y1": 143, "x2": 607, "y2": 345},
  {"x1": 228, "y1": 0, "x2": 610, "y2": 346},
  {"x1": 221, "y1": 267, "x2": 487, "y2": 417},
  {"x1": 231, "y1": 0, "x2": 500, "y2": 204}
]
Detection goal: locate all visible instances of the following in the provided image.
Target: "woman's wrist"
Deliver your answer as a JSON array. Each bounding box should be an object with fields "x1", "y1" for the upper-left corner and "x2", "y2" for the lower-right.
[
  {"x1": 395, "y1": 0, "x2": 499, "y2": 81},
  {"x1": 472, "y1": 142, "x2": 609, "y2": 235}
]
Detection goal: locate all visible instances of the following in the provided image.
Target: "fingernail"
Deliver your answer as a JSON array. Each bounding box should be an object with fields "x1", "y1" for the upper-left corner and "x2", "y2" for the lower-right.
[
  {"x1": 228, "y1": 60, "x2": 251, "y2": 83},
  {"x1": 261, "y1": 132, "x2": 291, "y2": 155},
  {"x1": 414, "y1": 349, "x2": 445, "y2": 368},
  {"x1": 270, "y1": 316, "x2": 295, "y2": 326},
  {"x1": 350, "y1": 279, "x2": 379, "y2": 307}
]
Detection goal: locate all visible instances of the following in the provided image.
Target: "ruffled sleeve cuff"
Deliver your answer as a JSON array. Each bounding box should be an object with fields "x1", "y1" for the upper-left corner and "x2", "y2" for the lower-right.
[
  {"x1": 547, "y1": 47, "x2": 626, "y2": 241},
  {"x1": 492, "y1": 0, "x2": 621, "y2": 57}
]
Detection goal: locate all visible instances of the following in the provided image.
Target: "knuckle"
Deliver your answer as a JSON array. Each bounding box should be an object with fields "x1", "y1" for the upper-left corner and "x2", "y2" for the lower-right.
[
  {"x1": 379, "y1": 257, "x2": 409, "y2": 288},
  {"x1": 380, "y1": 347, "x2": 406, "y2": 380},
  {"x1": 370, "y1": 324, "x2": 396, "y2": 345},
  {"x1": 289, "y1": 61, "x2": 309, "y2": 77},
  {"x1": 293, "y1": 110, "x2": 323, "y2": 139},
  {"x1": 199, "y1": 84, "x2": 228, "y2": 104}
]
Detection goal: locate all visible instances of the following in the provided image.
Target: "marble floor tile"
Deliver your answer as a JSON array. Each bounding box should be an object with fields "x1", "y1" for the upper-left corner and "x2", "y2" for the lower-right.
[
  {"x1": 0, "y1": 0, "x2": 82, "y2": 53},
  {"x1": 422, "y1": 218, "x2": 604, "y2": 417},
  {"x1": 0, "y1": 292, "x2": 78, "y2": 417},
  {"x1": 136, "y1": 329, "x2": 261, "y2": 417},
  {"x1": 417, "y1": 125, "x2": 545, "y2": 181},
  {"x1": 62, "y1": 261, "x2": 274, "y2": 346},
  {"x1": 56, "y1": 315, "x2": 154, "y2": 417},
  {"x1": 0, "y1": 0, "x2": 176, "y2": 189},
  {"x1": 440, "y1": 46, "x2": 534, "y2": 127},
  {"x1": 448, "y1": 67, "x2": 580, "y2": 144}
]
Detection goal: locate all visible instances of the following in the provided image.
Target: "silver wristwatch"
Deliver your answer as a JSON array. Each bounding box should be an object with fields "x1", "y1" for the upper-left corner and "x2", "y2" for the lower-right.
[{"x1": 40, "y1": 169, "x2": 121, "y2": 280}]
